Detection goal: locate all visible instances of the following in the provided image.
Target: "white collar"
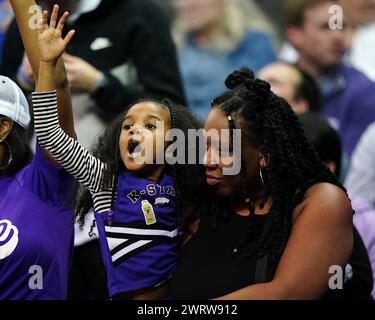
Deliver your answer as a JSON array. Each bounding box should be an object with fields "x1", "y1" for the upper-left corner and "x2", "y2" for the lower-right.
[{"x1": 68, "y1": 0, "x2": 102, "y2": 24}]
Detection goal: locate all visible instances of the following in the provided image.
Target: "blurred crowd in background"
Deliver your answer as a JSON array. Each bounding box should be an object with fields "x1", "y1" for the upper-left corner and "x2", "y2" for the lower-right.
[{"x1": 1, "y1": 0, "x2": 375, "y2": 299}]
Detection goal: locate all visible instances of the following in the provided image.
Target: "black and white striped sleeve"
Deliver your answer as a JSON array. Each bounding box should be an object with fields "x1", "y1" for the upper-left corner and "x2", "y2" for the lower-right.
[{"x1": 31, "y1": 90, "x2": 110, "y2": 203}]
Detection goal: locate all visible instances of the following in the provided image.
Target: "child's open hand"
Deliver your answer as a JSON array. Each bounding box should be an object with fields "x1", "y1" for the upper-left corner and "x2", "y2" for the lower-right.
[{"x1": 38, "y1": 4, "x2": 75, "y2": 64}]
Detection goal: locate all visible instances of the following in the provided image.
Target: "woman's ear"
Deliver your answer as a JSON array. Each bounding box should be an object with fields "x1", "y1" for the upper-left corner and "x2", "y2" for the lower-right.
[
  {"x1": 260, "y1": 155, "x2": 267, "y2": 168},
  {"x1": 0, "y1": 118, "x2": 14, "y2": 142},
  {"x1": 258, "y1": 146, "x2": 269, "y2": 168}
]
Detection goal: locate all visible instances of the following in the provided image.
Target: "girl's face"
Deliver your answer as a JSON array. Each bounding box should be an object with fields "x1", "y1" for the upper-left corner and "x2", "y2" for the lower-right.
[
  {"x1": 203, "y1": 108, "x2": 264, "y2": 201},
  {"x1": 119, "y1": 102, "x2": 171, "y2": 180}
]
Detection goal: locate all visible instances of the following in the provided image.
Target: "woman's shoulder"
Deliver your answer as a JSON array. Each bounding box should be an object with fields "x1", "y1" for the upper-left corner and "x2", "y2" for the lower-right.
[
  {"x1": 304, "y1": 181, "x2": 346, "y2": 195},
  {"x1": 292, "y1": 182, "x2": 353, "y2": 223}
]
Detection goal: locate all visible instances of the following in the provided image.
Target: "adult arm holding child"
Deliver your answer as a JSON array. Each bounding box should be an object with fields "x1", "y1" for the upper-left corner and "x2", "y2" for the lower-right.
[
  {"x1": 32, "y1": 5, "x2": 110, "y2": 202},
  {"x1": 10, "y1": 0, "x2": 75, "y2": 165}
]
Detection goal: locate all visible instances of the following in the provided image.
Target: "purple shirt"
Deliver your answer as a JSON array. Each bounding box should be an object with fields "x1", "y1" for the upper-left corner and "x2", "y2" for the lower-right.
[
  {"x1": 352, "y1": 197, "x2": 375, "y2": 298},
  {"x1": 322, "y1": 64, "x2": 375, "y2": 157},
  {"x1": 0, "y1": 144, "x2": 74, "y2": 300}
]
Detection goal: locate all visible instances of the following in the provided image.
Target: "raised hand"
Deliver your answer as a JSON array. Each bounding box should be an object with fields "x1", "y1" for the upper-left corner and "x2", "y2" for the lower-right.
[{"x1": 38, "y1": 4, "x2": 75, "y2": 64}]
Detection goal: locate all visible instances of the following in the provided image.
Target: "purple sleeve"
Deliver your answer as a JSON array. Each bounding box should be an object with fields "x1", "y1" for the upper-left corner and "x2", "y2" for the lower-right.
[{"x1": 17, "y1": 142, "x2": 75, "y2": 208}]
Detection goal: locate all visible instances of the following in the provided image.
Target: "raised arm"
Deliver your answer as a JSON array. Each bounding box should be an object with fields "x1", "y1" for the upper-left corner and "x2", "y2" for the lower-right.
[
  {"x1": 9, "y1": 0, "x2": 40, "y2": 78},
  {"x1": 31, "y1": 6, "x2": 110, "y2": 208},
  {"x1": 35, "y1": 5, "x2": 75, "y2": 92},
  {"x1": 10, "y1": 0, "x2": 75, "y2": 161}
]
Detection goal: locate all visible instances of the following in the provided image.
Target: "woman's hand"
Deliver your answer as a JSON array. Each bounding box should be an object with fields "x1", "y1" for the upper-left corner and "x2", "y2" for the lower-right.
[{"x1": 38, "y1": 4, "x2": 75, "y2": 64}]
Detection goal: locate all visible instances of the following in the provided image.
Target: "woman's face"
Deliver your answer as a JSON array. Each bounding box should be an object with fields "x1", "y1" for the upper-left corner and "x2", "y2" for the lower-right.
[
  {"x1": 176, "y1": 0, "x2": 224, "y2": 33},
  {"x1": 203, "y1": 108, "x2": 264, "y2": 200},
  {"x1": 119, "y1": 102, "x2": 171, "y2": 179}
]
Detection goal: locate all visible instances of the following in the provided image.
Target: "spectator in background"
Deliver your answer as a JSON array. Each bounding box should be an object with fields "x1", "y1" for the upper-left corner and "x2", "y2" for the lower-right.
[
  {"x1": 340, "y1": 0, "x2": 375, "y2": 81},
  {"x1": 284, "y1": 0, "x2": 375, "y2": 157},
  {"x1": 345, "y1": 116, "x2": 375, "y2": 281},
  {"x1": 350, "y1": 196, "x2": 375, "y2": 299},
  {"x1": 253, "y1": 0, "x2": 284, "y2": 47},
  {"x1": 1, "y1": 0, "x2": 186, "y2": 148},
  {"x1": 299, "y1": 113, "x2": 375, "y2": 299},
  {"x1": 1, "y1": 0, "x2": 186, "y2": 300},
  {"x1": 258, "y1": 61, "x2": 322, "y2": 114},
  {"x1": 0, "y1": 0, "x2": 12, "y2": 64},
  {"x1": 345, "y1": 123, "x2": 375, "y2": 208},
  {"x1": 258, "y1": 61, "x2": 349, "y2": 183},
  {"x1": 345, "y1": 123, "x2": 375, "y2": 298},
  {"x1": 173, "y1": 0, "x2": 276, "y2": 120},
  {"x1": 345, "y1": 123, "x2": 375, "y2": 299}
]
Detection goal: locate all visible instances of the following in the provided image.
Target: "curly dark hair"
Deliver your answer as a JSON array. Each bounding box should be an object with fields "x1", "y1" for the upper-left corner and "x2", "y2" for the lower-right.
[
  {"x1": 208, "y1": 67, "x2": 346, "y2": 261},
  {"x1": 75, "y1": 99, "x2": 207, "y2": 236}
]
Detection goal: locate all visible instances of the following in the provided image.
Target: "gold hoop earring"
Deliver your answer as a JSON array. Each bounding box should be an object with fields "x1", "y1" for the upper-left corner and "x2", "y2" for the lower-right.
[
  {"x1": 259, "y1": 167, "x2": 266, "y2": 188},
  {"x1": 0, "y1": 140, "x2": 13, "y2": 170}
]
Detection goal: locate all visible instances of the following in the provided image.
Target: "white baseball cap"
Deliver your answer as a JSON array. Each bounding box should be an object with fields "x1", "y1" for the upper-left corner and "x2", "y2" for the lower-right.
[{"x1": 0, "y1": 75, "x2": 31, "y2": 129}]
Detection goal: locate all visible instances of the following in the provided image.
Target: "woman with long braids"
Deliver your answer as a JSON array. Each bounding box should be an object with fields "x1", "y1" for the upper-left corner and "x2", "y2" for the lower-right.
[
  {"x1": 0, "y1": 0, "x2": 75, "y2": 299},
  {"x1": 171, "y1": 67, "x2": 354, "y2": 299},
  {"x1": 31, "y1": 5, "x2": 204, "y2": 299}
]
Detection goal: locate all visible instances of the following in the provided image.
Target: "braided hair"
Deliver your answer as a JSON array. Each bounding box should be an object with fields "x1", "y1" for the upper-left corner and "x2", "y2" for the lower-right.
[
  {"x1": 75, "y1": 98, "x2": 207, "y2": 236},
  {"x1": 209, "y1": 67, "x2": 346, "y2": 261}
]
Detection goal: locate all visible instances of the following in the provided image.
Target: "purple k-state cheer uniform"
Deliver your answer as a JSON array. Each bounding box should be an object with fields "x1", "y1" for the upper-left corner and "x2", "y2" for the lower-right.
[
  {"x1": 96, "y1": 171, "x2": 178, "y2": 295},
  {"x1": 32, "y1": 91, "x2": 179, "y2": 297}
]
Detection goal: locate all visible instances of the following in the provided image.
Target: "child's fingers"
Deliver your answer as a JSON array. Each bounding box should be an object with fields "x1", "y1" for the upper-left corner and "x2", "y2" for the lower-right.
[
  {"x1": 57, "y1": 11, "x2": 69, "y2": 33},
  {"x1": 63, "y1": 30, "x2": 75, "y2": 47},
  {"x1": 49, "y1": 4, "x2": 59, "y2": 29},
  {"x1": 38, "y1": 10, "x2": 49, "y2": 31}
]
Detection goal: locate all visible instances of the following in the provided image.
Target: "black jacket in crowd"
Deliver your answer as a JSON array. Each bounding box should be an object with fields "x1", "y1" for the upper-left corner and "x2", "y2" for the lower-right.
[{"x1": 1, "y1": 0, "x2": 186, "y2": 118}]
